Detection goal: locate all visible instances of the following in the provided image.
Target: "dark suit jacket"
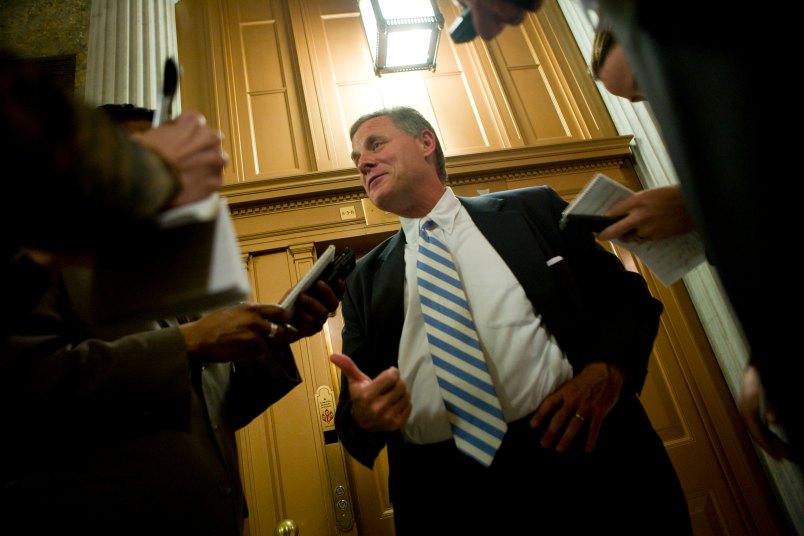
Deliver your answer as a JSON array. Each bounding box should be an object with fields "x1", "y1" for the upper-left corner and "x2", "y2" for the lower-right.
[
  {"x1": 335, "y1": 186, "x2": 663, "y2": 469},
  {"x1": 0, "y1": 267, "x2": 301, "y2": 535}
]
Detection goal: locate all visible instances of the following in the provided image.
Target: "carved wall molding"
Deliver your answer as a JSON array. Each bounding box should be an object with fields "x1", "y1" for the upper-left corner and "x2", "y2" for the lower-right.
[
  {"x1": 226, "y1": 137, "x2": 635, "y2": 218},
  {"x1": 446, "y1": 157, "x2": 628, "y2": 188},
  {"x1": 230, "y1": 192, "x2": 366, "y2": 218}
]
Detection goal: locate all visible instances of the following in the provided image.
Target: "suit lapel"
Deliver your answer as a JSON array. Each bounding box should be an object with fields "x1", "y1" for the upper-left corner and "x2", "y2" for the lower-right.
[
  {"x1": 371, "y1": 232, "x2": 407, "y2": 367},
  {"x1": 460, "y1": 196, "x2": 568, "y2": 333},
  {"x1": 461, "y1": 197, "x2": 552, "y2": 300}
]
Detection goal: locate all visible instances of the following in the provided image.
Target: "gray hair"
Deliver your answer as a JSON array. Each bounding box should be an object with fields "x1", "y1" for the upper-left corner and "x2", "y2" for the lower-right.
[{"x1": 349, "y1": 106, "x2": 447, "y2": 183}]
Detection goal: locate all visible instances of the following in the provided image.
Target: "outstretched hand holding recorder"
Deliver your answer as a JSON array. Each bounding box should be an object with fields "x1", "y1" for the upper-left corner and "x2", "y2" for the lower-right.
[
  {"x1": 280, "y1": 246, "x2": 355, "y2": 315},
  {"x1": 307, "y1": 247, "x2": 355, "y2": 303}
]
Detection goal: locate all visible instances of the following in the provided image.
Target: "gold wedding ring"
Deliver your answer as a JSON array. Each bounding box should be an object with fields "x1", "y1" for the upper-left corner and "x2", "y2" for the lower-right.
[{"x1": 574, "y1": 412, "x2": 585, "y2": 422}]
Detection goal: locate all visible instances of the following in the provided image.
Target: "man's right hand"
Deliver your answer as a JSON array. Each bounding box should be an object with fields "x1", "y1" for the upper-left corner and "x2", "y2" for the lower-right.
[
  {"x1": 133, "y1": 111, "x2": 228, "y2": 208},
  {"x1": 330, "y1": 353, "x2": 411, "y2": 433}
]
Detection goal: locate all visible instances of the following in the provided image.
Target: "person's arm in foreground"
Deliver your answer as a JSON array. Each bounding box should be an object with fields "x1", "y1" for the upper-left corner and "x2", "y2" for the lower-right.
[
  {"x1": 1, "y1": 275, "x2": 340, "y2": 434},
  {"x1": 2, "y1": 50, "x2": 226, "y2": 253},
  {"x1": 460, "y1": 0, "x2": 540, "y2": 41},
  {"x1": 198, "y1": 282, "x2": 342, "y2": 429}
]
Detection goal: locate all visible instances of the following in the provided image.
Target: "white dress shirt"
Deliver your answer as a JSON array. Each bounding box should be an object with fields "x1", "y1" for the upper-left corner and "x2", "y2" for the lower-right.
[{"x1": 398, "y1": 188, "x2": 573, "y2": 444}]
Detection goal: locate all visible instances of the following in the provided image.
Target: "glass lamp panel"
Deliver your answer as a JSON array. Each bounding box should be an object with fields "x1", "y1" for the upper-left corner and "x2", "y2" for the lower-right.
[
  {"x1": 385, "y1": 29, "x2": 432, "y2": 68},
  {"x1": 358, "y1": 0, "x2": 379, "y2": 64},
  {"x1": 377, "y1": 0, "x2": 436, "y2": 20}
]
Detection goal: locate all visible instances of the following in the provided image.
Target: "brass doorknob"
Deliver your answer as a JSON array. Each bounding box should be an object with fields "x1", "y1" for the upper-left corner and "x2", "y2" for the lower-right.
[{"x1": 274, "y1": 519, "x2": 298, "y2": 536}]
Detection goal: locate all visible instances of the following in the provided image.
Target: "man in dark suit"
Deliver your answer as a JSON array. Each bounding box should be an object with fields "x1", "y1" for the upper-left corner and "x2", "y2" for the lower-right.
[{"x1": 331, "y1": 106, "x2": 691, "y2": 535}]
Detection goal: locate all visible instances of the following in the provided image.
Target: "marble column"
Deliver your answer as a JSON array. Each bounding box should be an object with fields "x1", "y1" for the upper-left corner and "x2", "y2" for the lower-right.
[{"x1": 84, "y1": 0, "x2": 180, "y2": 112}]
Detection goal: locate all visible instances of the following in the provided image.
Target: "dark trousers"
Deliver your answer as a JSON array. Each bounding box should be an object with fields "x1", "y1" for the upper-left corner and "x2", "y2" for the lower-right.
[{"x1": 389, "y1": 396, "x2": 691, "y2": 535}]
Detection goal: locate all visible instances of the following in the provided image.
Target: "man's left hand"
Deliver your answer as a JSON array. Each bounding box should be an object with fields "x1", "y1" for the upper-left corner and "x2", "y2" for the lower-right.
[{"x1": 529, "y1": 362, "x2": 625, "y2": 453}]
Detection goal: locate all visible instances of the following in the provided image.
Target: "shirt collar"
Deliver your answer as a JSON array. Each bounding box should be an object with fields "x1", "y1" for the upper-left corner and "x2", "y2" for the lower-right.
[{"x1": 401, "y1": 187, "x2": 460, "y2": 244}]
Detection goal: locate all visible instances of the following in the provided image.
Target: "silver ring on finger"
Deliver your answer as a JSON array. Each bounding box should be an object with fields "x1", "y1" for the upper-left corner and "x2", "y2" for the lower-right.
[{"x1": 267, "y1": 322, "x2": 278, "y2": 338}]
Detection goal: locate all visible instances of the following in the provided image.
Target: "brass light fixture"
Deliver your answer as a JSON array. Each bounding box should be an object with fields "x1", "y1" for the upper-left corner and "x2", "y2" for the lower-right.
[{"x1": 358, "y1": 0, "x2": 445, "y2": 76}]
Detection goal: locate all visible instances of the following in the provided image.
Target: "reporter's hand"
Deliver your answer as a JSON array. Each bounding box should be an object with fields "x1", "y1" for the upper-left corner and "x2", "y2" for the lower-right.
[
  {"x1": 597, "y1": 185, "x2": 693, "y2": 243},
  {"x1": 462, "y1": 0, "x2": 540, "y2": 41},
  {"x1": 133, "y1": 111, "x2": 227, "y2": 207},
  {"x1": 288, "y1": 278, "x2": 344, "y2": 339},
  {"x1": 180, "y1": 303, "x2": 293, "y2": 362}
]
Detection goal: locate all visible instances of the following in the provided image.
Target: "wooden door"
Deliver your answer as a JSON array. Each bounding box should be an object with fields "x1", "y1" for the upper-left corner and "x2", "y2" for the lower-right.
[{"x1": 237, "y1": 246, "x2": 360, "y2": 536}]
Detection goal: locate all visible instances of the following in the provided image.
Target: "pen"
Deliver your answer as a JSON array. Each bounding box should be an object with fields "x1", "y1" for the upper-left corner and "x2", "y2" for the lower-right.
[{"x1": 152, "y1": 57, "x2": 179, "y2": 127}]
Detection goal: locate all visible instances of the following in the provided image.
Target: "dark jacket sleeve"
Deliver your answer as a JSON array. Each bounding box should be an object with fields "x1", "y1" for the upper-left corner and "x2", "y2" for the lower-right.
[
  {"x1": 335, "y1": 243, "x2": 401, "y2": 468},
  {"x1": 225, "y1": 344, "x2": 302, "y2": 430},
  {"x1": 0, "y1": 271, "x2": 194, "y2": 436}
]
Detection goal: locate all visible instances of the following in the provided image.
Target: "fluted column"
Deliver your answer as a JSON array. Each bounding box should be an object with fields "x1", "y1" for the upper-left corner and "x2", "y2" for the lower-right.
[{"x1": 84, "y1": 0, "x2": 180, "y2": 111}]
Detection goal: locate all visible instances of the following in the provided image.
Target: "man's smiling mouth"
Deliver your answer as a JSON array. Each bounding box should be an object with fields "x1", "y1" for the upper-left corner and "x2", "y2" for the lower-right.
[{"x1": 367, "y1": 172, "x2": 386, "y2": 190}]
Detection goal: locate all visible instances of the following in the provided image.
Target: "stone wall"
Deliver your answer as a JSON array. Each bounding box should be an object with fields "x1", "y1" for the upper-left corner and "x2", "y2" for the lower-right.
[{"x1": 0, "y1": 0, "x2": 91, "y2": 96}]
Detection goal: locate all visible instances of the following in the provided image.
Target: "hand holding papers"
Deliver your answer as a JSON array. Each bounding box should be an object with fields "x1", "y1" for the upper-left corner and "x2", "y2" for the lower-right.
[{"x1": 561, "y1": 173, "x2": 705, "y2": 286}]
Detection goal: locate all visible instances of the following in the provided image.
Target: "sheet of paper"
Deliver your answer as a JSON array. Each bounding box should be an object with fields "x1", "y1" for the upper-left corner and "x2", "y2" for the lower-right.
[
  {"x1": 158, "y1": 193, "x2": 221, "y2": 227},
  {"x1": 562, "y1": 173, "x2": 706, "y2": 286},
  {"x1": 90, "y1": 195, "x2": 250, "y2": 324}
]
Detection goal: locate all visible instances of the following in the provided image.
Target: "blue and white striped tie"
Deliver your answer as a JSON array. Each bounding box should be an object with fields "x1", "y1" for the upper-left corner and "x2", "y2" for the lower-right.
[{"x1": 416, "y1": 219, "x2": 507, "y2": 467}]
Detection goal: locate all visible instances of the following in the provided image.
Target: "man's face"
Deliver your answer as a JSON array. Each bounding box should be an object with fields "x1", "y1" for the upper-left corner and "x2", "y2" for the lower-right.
[
  {"x1": 350, "y1": 115, "x2": 435, "y2": 216},
  {"x1": 598, "y1": 44, "x2": 645, "y2": 103}
]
